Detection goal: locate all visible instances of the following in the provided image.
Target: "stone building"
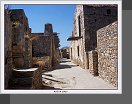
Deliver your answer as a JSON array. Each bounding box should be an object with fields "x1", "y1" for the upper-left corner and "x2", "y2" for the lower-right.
[
  {"x1": 68, "y1": 5, "x2": 118, "y2": 86},
  {"x1": 60, "y1": 47, "x2": 70, "y2": 59},
  {"x1": 31, "y1": 23, "x2": 60, "y2": 70}
]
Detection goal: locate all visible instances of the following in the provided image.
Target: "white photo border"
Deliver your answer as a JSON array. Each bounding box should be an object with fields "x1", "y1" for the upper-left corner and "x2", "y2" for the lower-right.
[{"x1": 0, "y1": 0, "x2": 122, "y2": 94}]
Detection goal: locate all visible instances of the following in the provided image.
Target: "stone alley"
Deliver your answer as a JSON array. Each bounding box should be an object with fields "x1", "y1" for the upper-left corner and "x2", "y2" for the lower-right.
[
  {"x1": 42, "y1": 58, "x2": 116, "y2": 89},
  {"x1": 4, "y1": 4, "x2": 118, "y2": 90}
]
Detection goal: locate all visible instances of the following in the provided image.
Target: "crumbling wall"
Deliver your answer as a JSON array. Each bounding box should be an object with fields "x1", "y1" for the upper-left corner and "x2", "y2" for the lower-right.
[
  {"x1": 97, "y1": 21, "x2": 118, "y2": 87},
  {"x1": 32, "y1": 67, "x2": 43, "y2": 89},
  {"x1": 32, "y1": 34, "x2": 51, "y2": 57},
  {"x1": 4, "y1": 9, "x2": 13, "y2": 89},
  {"x1": 10, "y1": 9, "x2": 31, "y2": 68},
  {"x1": 32, "y1": 23, "x2": 60, "y2": 69},
  {"x1": 24, "y1": 36, "x2": 32, "y2": 68}
]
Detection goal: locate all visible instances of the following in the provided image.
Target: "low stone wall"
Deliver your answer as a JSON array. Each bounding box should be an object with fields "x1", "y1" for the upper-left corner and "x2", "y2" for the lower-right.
[
  {"x1": 32, "y1": 67, "x2": 43, "y2": 89},
  {"x1": 97, "y1": 21, "x2": 118, "y2": 87},
  {"x1": 10, "y1": 68, "x2": 43, "y2": 89},
  {"x1": 88, "y1": 50, "x2": 98, "y2": 76}
]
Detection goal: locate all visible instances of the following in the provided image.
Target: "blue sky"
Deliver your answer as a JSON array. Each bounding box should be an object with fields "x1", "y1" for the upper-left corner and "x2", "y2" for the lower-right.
[{"x1": 10, "y1": 4, "x2": 76, "y2": 48}]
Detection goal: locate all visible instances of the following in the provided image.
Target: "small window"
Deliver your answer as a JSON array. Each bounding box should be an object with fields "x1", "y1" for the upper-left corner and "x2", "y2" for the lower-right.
[
  {"x1": 95, "y1": 19, "x2": 97, "y2": 22},
  {"x1": 78, "y1": 15, "x2": 81, "y2": 37},
  {"x1": 77, "y1": 46, "x2": 79, "y2": 57},
  {"x1": 107, "y1": 9, "x2": 111, "y2": 14},
  {"x1": 71, "y1": 47, "x2": 72, "y2": 58}
]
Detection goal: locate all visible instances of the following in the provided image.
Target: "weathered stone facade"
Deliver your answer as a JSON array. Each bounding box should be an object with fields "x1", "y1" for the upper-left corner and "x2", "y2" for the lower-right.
[
  {"x1": 9, "y1": 9, "x2": 32, "y2": 68},
  {"x1": 68, "y1": 5, "x2": 118, "y2": 87},
  {"x1": 4, "y1": 8, "x2": 13, "y2": 89}
]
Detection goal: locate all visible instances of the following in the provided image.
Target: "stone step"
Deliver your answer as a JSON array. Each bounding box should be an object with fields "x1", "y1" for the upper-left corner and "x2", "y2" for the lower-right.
[
  {"x1": 10, "y1": 77, "x2": 33, "y2": 86},
  {"x1": 12, "y1": 70, "x2": 34, "y2": 78}
]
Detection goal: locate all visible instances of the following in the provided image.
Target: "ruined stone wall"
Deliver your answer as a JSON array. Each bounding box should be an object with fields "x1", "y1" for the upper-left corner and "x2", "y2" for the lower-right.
[
  {"x1": 4, "y1": 9, "x2": 13, "y2": 89},
  {"x1": 10, "y1": 9, "x2": 31, "y2": 68},
  {"x1": 32, "y1": 24, "x2": 60, "y2": 68},
  {"x1": 97, "y1": 21, "x2": 118, "y2": 87},
  {"x1": 32, "y1": 34, "x2": 51, "y2": 57},
  {"x1": 32, "y1": 67, "x2": 43, "y2": 89},
  {"x1": 24, "y1": 37, "x2": 32, "y2": 68},
  {"x1": 88, "y1": 50, "x2": 98, "y2": 76}
]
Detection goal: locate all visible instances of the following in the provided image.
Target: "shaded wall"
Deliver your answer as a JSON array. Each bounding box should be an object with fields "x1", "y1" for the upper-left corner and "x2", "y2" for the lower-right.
[
  {"x1": 10, "y1": 9, "x2": 32, "y2": 68},
  {"x1": 4, "y1": 9, "x2": 13, "y2": 89}
]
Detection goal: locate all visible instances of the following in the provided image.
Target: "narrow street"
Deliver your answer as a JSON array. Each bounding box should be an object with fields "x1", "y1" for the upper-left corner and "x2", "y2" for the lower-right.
[{"x1": 42, "y1": 58, "x2": 117, "y2": 89}]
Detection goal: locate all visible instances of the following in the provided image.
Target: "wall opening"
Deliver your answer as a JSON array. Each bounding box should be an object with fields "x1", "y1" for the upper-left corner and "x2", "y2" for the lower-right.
[
  {"x1": 77, "y1": 46, "x2": 79, "y2": 57},
  {"x1": 71, "y1": 47, "x2": 72, "y2": 59},
  {"x1": 78, "y1": 15, "x2": 81, "y2": 37}
]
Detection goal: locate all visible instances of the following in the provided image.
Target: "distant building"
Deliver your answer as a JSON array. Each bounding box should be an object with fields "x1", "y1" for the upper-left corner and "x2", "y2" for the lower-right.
[
  {"x1": 68, "y1": 5, "x2": 118, "y2": 87},
  {"x1": 60, "y1": 47, "x2": 70, "y2": 59},
  {"x1": 31, "y1": 23, "x2": 60, "y2": 69}
]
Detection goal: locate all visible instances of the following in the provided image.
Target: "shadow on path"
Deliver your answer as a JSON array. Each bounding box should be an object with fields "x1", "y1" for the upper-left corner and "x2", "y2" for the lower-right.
[{"x1": 42, "y1": 85, "x2": 61, "y2": 90}]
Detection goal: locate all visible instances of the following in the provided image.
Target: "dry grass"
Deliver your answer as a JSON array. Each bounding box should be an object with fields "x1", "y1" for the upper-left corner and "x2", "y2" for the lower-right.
[{"x1": 32, "y1": 56, "x2": 50, "y2": 67}]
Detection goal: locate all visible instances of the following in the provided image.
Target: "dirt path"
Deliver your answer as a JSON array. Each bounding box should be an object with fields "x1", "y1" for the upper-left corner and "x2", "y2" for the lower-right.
[{"x1": 42, "y1": 58, "x2": 117, "y2": 89}]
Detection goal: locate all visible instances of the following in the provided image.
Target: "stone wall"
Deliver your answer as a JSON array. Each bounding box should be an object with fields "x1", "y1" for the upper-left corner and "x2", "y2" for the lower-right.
[
  {"x1": 32, "y1": 34, "x2": 51, "y2": 57},
  {"x1": 97, "y1": 21, "x2": 118, "y2": 87},
  {"x1": 32, "y1": 24, "x2": 60, "y2": 68},
  {"x1": 83, "y1": 5, "x2": 117, "y2": 51},
  {"x1": 89, "y1": 50, "x2": 98, "y2": 76},
  {"x1": 32, "y1": 67, "x2": 43, "y2": 89},
  {"x1": 4, "y1": 9, "x2": 13, "y2": 89},
  {"x1": 10, "y1": 9, "x2": 31, "y2": 68},
  {"x1": 10, "y1": 68, "x2": 43, "y2": 89},
  {"x1": 24, "y1": 36, "x2": 32, "y2": 68}
]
